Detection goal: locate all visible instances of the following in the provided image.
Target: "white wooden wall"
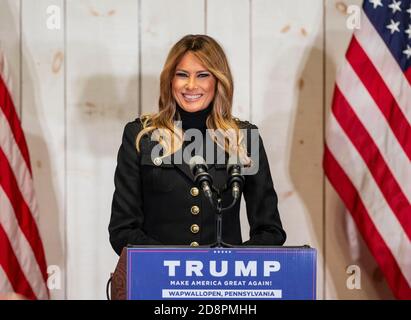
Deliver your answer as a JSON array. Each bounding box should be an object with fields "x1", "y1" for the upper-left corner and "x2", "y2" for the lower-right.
[{"x1": 0, "y1": 0, "x2": 394, "y2": 299}]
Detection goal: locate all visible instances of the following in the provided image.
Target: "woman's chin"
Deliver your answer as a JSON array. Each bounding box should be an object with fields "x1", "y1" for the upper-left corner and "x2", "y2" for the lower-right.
[{"x1": 179, "y1": 103, "x2": 206, "y2": 113}]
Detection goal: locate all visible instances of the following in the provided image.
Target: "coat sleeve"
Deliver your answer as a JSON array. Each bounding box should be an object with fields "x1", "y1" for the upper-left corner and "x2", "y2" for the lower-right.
[
  {"x1": 109, "y1": 120, "x2": 162, "y2": 255},
  {"x1": 242, "y1": 125, "x2": 287, "y2": 246}
]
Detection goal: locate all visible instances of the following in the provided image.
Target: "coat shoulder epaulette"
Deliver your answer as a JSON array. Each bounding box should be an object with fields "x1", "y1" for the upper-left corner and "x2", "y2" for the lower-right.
[
  {"x1": 133, "y1": 115, "x2": 155, "y2": 132},
  {"x1": 233, "y1": 117, "x2": 254, "y2": 129}
]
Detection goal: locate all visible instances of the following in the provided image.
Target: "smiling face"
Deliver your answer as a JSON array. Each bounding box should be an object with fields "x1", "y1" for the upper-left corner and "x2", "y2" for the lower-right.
[{"x1": 172, "y1": 51, "x2": 216, "y2": 113}]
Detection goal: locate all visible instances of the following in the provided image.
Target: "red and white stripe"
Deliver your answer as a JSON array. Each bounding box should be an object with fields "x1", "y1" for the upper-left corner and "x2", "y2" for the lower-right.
[
  {"x1": 324, "y1": 11, "x2": 411, "y2": 298},
  {"x1": 0, "y1": 265, "x2": 14, "y2": 294},
  {"x1": 0, "y1": 49, "x2": 48, "y2": 300}
]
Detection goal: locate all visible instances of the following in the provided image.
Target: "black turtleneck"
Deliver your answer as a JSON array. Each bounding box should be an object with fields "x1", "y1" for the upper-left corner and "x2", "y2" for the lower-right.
[{"x1": 176, "y1": 104, "x2": 212, "y2": 134}]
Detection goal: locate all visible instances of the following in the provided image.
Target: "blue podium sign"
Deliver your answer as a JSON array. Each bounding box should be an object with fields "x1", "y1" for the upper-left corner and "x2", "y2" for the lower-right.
[{"x1": 127, "y1": 247, "x2": 316, "y2": 300}]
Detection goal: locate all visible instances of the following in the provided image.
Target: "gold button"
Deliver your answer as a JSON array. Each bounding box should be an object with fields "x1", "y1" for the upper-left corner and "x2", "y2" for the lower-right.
[
  {"x1": 191, "y1": 205, "x2": 200, "y2": 215},
  {"x1": 190, "y1": 187, "x2": 199, "y2": 197},
  {"x1": 190, "y1": 224, "x2": 200, "y2": 234},
  {"x1": 190, "y1": 241, "x2": 199, "y2": 247},
  {"x1": 153, "y1": 157, "x2": 162, "y2": 166}
]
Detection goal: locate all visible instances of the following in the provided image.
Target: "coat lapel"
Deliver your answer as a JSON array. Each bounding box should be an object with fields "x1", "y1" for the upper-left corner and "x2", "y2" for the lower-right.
[{"x1": 168, "y1": 148, "x2": 194, "y2": 182}]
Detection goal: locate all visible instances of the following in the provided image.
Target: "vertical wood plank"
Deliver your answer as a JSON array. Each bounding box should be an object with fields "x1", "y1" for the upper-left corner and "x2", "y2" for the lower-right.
[
  {"x1": 207, "y1": 0, "x2": 250, "y2": 121},
  {"x1": 0, "y1": 0, "x2": 21, "y2": 116},
  {"x1": 206, "y1": 0, "x2": 251, "y2": 242},
  {"x1": 140, "y1": 0, "x2": 204, "y2": 114},
  {"x1": 324, "y1": 0, "x2": 394, "y2": 299},
  {"x1": 21, "y1": 0, "x2": 66, "y2": 299},
  {"x1": 66, "y1": 0, "x2": 139, "y2": 299},
  {"x1": 252, "y1": 0, "x2": 324, "y2": 299}
]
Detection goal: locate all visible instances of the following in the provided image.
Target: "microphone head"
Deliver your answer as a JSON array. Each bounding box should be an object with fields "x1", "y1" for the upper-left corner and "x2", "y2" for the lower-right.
[
  {"x1": 189, "y1": 155, "x2": 208, "y2": 173},
  {"x1": 227, "y1": 155, "x2": 242, "y2": 173}
]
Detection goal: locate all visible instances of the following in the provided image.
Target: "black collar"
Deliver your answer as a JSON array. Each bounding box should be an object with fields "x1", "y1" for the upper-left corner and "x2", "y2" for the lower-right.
[{"x1": 176, "y1": 104, "x2": 212, "y2": 134}]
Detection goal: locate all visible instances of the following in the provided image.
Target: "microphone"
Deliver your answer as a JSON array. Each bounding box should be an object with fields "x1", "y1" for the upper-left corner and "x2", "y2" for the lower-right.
[
  {"x1": 227, "y1": 157, "x2": 245, "y2": 200},
  {"x1": 189, "y1": 156, "x2": 213, "y2": 200}
]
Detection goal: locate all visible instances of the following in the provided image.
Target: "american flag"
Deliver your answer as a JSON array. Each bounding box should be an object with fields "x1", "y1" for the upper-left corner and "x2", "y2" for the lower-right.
[
  {"x1": 0, "y1": 49, "x2": 48, "y2": 299},
  {"x1": 324, "y1": 0, "x2": 411, "y2": 298}
]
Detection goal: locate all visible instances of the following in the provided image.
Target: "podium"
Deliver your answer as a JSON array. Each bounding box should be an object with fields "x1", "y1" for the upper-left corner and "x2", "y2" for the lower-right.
[{"x1": 111, "y1": 246, "x2": 316, "y2": 300}]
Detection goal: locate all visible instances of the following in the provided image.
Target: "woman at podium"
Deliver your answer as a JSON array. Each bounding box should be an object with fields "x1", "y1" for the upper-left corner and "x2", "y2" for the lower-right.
[{"x1": 109, "y1": 34, "x2": 286, "y2": 255}]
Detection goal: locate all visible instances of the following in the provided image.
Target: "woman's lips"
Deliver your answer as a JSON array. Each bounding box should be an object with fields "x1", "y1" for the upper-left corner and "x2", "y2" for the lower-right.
[{"x1": 182, "y1": 93, "x2": 203, "y2": 102}]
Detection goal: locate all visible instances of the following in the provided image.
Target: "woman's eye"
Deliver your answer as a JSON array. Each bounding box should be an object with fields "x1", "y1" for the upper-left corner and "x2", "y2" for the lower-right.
[
  {"x1": 176, "y1": 73, "x2": 188, "y2": 77},
  {"x1": 198, "y1": 73, "x2": 210, "y2": 78}
]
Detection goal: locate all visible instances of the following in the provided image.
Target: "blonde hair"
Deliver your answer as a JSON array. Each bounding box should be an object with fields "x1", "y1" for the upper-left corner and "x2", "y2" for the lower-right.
[{"x1": 136, "y1": 34, "x2": 250, "y2": 165}]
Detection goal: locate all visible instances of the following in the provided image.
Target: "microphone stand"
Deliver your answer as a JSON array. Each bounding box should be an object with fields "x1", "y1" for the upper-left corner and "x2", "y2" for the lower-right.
[
  {"x1": 214, "y1": 198, "x2": 225, "y2": 248},
  {"x1": 191, "y1": 156, "x2": 243, "y2": 248},
  {"x1": 212, "y1": 203, "x2": 236, "y2": 248},
  {"x1": 206, "y1": 187, "x2": 239, "y2": 248}
]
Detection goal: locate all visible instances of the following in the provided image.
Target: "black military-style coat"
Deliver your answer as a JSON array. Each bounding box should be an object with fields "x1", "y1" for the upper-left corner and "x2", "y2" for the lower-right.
[{"x1": 109, "y1": 118, "x2": 286, "y2": 255}]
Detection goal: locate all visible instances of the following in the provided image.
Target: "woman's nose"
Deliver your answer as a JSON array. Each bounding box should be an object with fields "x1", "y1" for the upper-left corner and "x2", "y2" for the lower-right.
[{"x1": 186, "y1": 76, "x2": 197, "y2": 90}]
